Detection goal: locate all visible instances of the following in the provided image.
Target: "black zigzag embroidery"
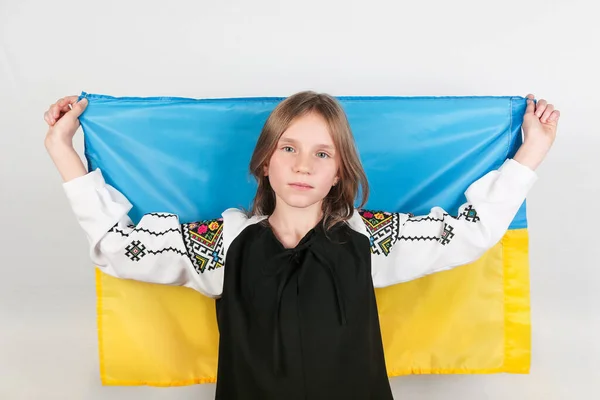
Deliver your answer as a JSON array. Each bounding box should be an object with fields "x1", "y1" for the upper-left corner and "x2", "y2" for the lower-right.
[
  {"x1": 398, "y1": 206, "x2": 475, "y2": 246},
  {"x1": 109, "y1": 224, "x2": 180, "y2": 238},
  {"x1": 398, "y1": 235, "x2": 438, "y2": 242},
  {"x1": 146, "y1": 247, "x2": 187, "y2": 256},
  {"x1": 407, "y1": 210, "x2": 479, "y2": 223},
  {"x1": 406, "y1": 216, "x2": 444, "y2": 223},
  {"x1": 147, "y1": 213, "x2": 178, "y2": 219},
  {"x1": 108, "y1": 224, "x2": 124, "y2": 235}
]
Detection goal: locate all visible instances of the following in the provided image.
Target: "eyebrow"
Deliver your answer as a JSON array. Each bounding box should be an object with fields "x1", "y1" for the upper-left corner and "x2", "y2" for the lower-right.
[{"x1": 279, "y1": 137, "x2": 335, "y2": 151}]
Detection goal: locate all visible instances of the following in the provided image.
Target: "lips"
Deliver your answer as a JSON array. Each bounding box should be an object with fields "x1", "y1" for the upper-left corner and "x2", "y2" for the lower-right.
[{"x1": 289, "y1": 182, "x2": 314, "y2": 189}]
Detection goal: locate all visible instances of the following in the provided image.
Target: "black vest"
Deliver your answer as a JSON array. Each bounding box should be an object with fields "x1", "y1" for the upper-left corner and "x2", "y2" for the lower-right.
[{"x1": 215, "y1": 220, "x2": 394, "y2": 399}]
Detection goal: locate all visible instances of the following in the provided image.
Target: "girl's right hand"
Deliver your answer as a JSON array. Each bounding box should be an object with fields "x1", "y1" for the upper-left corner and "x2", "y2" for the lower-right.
[{"x1": 44, "y1": 96, "x2": 88, "y2": 148}]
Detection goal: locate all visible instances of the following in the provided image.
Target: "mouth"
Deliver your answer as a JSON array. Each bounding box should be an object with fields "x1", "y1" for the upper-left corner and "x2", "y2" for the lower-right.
[{"x1": 288, "y1": 182, "x2": 314, "y2": 190}]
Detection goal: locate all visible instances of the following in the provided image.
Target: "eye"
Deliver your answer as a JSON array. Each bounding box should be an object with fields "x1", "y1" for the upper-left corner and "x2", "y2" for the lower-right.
[
  {"x1": 316, "y1": 152, "x2": 330, "y2": 159},
  {"x1": 282, "y1": 146, "x2": 295, "y2": 153}
]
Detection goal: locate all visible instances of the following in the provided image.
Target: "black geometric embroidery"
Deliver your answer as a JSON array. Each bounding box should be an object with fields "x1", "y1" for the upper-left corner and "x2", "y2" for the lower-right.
[
  {"x1": 438, "y1": 223, "x2": 455, "y2": 245},
  {"x1": 358, "y1": 209, "x2": 400, "y2": 256},
  {"x1": 181, "y1": 218, "x2": 225, "y2": 273},
  {"x1": 125, "y1": 240, "x2": 146, "y2": 261},
  {"x1": 459, "y1": 205, "x2": 480, "y2": 222},
  {"x1": 361, "y1": 208, "x2": 467, "y2": 252}
]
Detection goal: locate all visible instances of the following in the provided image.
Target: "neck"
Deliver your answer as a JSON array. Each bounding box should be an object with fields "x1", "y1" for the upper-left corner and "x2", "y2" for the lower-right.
[{"x1": 268, "y1": 198, "x2": 323, "y2": 246}]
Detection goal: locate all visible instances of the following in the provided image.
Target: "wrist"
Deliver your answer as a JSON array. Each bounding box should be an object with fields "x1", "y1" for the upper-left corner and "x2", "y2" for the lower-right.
[
  {"x1": 45, "y1": 134, "x2": 74, "y2": 153},
  {"x1": 44, "y1": 135, "x2": 87, "y2": 182},
  {"x1": 513, "y1": 142, "x2": 549, "y2": 171}
]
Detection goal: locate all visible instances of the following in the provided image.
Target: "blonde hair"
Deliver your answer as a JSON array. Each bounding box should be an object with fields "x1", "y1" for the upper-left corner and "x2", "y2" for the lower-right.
[{"x1": 248, "y1": 91, "x2": 369, "y2": 231}]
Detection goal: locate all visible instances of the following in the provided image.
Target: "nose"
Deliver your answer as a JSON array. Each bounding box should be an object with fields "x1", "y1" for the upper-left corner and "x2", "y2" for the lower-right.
[{"x1": 293, "y1": 152, "x2": 312, "y2": 174}]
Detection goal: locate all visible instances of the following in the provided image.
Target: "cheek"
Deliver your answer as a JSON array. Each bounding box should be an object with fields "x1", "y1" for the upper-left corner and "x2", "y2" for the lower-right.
[
  {"x1": 266, "y1": 153, "x2": 287, "y2": 185},
  {"x1": 326, "y1": 158, "x2": 339, "y2": 179},
  {"x1": 316, "y1": 161, "x2": 338, "y2": 187}
]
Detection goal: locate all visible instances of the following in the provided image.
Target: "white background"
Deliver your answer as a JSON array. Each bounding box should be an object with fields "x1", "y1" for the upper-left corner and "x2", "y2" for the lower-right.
[{"x1": 1, "y1": 0, "x2": 598, "y2": 399}]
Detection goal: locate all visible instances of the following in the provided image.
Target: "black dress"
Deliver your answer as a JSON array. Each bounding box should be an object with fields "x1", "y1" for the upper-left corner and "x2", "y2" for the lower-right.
[{"x1": 215, "y1": 220, "x2": 393, "y2": 399}]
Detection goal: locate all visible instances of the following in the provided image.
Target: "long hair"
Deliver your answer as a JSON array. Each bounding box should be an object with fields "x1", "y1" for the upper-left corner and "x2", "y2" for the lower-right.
[{"x1": 248, "y1": 91, "x2": 369, "y2": 231}]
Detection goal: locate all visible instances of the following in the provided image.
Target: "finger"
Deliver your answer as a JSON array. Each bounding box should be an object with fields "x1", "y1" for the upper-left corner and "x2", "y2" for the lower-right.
[
  {"x1": 525, "y1": 94, "x2": 535, "y2": 114},
  {"x1": 540, "y1": 104, "x2": 555, "y2": 123},
  {"x1": 68, "y1": 97, "x2": 88, "y2": 118},
  {"x1": 44, "y1": 111, "x2": 53, "y2": 126},
  {"x1": 535, "y1": 99, "x2": 547, "y2": 117},
  {"x1": 51, "y1": 102, "x2": 76, "y2": 119},
  {"x1": 45, "y1": 109, "x2": 57, "y2": 125},
  {"x1": 50, "y1": 104, "x2": 61, "y2": 119},
  {"x1": 56, "y1": 96, "x2": 80, "y2": 114},
  {"x1": 57, "y1": 96, "x2": 80, "y2": 108},
  {"x1": 548, "y1": 110, "x2": 560, "y2": 123},
  {"x1": 47, "y1": 99, "x2": 65, "y2": 119},
  {"x1": 52, "y1": 103, "x2": 68, "y2": 120},
  {"x1": 57, "y1": 95, "x2": 79, "y2": 105}
]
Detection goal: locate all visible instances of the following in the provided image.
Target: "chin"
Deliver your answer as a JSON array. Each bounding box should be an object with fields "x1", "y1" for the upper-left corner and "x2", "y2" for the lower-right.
[{"x1": 279, "y1": 193, "x2": 324, "y2": 209}]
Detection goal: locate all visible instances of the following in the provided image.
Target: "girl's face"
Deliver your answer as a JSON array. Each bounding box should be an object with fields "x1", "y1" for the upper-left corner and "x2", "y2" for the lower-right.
[{"x1": 264, "y1": 112, "x2": 339, "y2": 211}]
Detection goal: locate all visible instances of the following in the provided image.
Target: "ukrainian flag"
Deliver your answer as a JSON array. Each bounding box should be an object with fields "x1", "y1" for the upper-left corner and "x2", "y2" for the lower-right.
[{"x1": 79, "y1": 93, "x2": 530, "y2": 386}]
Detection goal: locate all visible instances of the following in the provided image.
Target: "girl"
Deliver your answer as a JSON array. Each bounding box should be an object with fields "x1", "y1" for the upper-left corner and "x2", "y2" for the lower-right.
[{"x1": 44, "y1": 91, "x2": 559, "y2": 399}]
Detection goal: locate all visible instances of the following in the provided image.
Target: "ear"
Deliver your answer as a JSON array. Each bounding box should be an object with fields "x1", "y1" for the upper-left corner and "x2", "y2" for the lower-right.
[
  {"x1": 263, "y1": 164, "x2": 269, "y2": 177},
  {"x1": 333, "y1": 177, "x2": 339, "y2": 186}
]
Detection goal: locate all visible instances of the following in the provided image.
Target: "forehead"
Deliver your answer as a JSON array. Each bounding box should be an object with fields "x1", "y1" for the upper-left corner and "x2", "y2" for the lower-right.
[{"x1": 279, "y1": 112, "x2": 334, "y2": 146}]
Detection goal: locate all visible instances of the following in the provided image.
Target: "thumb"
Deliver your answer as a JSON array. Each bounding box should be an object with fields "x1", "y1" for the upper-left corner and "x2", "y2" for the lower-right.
[
  {"x1": 524, "y1": 94, "x2": 535, "y2": 115},
  {"x1": 69, "y1": 98, "x2": 88, "y2": 118}
]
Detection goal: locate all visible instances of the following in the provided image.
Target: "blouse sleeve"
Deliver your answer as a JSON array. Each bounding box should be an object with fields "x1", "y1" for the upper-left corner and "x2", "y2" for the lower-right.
[
  {"x1": 62, "y1": 169, "x2": 228, "y2": 298},
  {"x1": 350, "y1": 159, "x2": 538, "y2": 288}
]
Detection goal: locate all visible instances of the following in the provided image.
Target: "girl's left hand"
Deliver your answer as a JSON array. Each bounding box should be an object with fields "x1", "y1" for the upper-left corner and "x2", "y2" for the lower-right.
[{"x1": 522, "y1": 93, "x2": 560, "y2": 149}]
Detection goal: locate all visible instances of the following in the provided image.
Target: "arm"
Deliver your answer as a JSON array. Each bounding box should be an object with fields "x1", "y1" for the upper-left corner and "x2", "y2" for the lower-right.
[
  {"x1": 62, "y1": 168, "x2": 225, "y2": 297},
  {"x1": 44, "y1": 96, "x2": 225, "y2": 297},
  {"x1": 355, "y1": 158, "x2": 537, "y2": 288},
  {"x1": 356, "y1": 94, "x2": 560, "y2": 287}
]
